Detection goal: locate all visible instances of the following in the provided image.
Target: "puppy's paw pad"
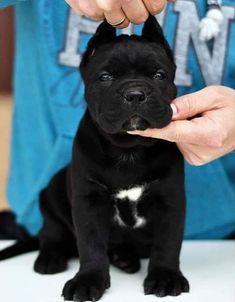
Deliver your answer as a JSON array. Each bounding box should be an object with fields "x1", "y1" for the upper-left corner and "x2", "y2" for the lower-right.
[
  {"x1": 34, "y1": 252, "x2": 67, "y2": 274},
  {"x1": 62, "y1": 271, "x2": 110, "y2": 301},
  {"x1": 109, "y1": 246, "x2": 140, "y2": 274},
  {"x1": 144, "y1": 268, "x2": 189, "y2": 297}
]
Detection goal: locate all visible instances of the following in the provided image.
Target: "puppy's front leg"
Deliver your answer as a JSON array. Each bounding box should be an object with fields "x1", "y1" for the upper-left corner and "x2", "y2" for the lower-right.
[
  {"x1": 144, "y1": 162, "x2": 189, "y2": 297},
  {"x1": 63, "y1": 183, "x2": 112, "y2": 302}
]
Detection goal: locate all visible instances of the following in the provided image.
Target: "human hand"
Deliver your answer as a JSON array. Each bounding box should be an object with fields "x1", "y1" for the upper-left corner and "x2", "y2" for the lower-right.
[
  {"x1": 65, "y1": 0, "x2": 174, "y2": 28},
  {"x1": 128, "y1": 86, "x2": 235, "y2": 166}
]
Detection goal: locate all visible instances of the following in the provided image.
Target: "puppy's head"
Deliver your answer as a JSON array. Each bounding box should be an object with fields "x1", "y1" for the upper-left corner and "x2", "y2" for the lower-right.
[{"x1": 80, "y1": 16, "x2": 176, "y2": 147}]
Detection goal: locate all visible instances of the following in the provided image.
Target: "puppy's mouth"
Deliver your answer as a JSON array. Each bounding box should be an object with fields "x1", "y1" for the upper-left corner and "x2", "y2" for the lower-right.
[{"x1": 121, "y1": 115, "x2": 150, "y2": 132}]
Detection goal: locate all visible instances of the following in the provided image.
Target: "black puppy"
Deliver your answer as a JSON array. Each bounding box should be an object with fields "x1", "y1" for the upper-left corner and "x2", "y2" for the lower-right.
[{"x1": 1, "y1": 16, "x2": 189, "y2": 301}]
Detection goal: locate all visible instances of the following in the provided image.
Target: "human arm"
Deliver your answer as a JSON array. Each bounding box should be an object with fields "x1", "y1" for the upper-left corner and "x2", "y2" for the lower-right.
[{"x1": 128, "y1": 86, "x2": 235, "y2": 166}]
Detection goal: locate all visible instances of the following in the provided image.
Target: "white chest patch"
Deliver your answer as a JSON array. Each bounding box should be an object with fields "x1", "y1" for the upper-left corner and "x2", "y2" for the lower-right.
[
  {"x1": 114, "y1": 185, "x2": 147, "y2": 229},
  {"x1": 115, "y1": 186, "x2": 144, "y2": 202}
]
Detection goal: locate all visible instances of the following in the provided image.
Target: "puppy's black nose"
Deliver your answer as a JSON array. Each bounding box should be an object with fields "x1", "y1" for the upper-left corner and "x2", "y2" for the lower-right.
[{"x1": 124, "y1": 89, "x2": 147, "y2": 103}]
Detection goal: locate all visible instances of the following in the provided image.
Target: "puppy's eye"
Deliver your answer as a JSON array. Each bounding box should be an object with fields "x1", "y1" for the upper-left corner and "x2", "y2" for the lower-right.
[
  {"x1": 153, "y1": 70, "x2": 166, "y2": 80},
  {"x1": 99, "y1": 73, "x2": 114, "y2": 82}
]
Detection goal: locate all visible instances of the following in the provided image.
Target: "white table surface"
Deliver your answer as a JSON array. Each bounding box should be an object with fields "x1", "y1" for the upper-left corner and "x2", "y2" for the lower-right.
[{"x1": 0, "y1": 240, "x2": 235, "y2": 302}]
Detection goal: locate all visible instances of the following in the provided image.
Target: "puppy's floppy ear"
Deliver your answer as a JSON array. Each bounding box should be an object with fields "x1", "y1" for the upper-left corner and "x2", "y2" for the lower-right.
[
  {"x1": 80, "y1": 20, "x2": 116, "y2": 69},
  {"x1": 142, "y1": 15, "x2": 174, "y2": 63}
]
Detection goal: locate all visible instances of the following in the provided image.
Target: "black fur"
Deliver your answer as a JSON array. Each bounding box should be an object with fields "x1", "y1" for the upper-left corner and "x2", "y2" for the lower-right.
[
  {"x1": 0, "y1": 16, "x2": 189, "y2": 301},
  {"x1": 0, "y1": 211, "x2": 30, "y2": 240},
  {"x1": 0, "y1": 237, "x2": 38, "y2": 260}
]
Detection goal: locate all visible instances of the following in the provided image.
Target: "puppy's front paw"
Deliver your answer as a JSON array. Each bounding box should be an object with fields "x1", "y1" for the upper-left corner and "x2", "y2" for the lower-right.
[
  {"x1": 62, "y1": 270, "x2": 110, "y2": 301},
  {"x1": 34, "y1": 251, "x2": 67, "y2": 274},
  {"x1": 144, "y1": 267, "x2": 189, "y2": 297}
]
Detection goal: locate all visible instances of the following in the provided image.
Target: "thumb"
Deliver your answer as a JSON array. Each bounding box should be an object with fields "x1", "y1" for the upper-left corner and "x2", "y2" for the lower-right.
[
  {"x1": 127, "y1": 118, "x2": 216, "y2": 146},
  {"x1": 171, "y1": 87, "x2": 222, "y2": 120}
]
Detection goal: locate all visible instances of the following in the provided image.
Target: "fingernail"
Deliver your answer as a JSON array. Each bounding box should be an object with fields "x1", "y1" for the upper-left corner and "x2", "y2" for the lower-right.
[{"x1": 171, "y1": 103, "x2": 178, "y2": 117}]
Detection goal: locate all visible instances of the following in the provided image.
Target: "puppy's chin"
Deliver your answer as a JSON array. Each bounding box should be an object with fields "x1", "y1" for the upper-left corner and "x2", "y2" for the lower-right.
[
  {"x1": 108, "y1": 132, "x2": 156, "y2": 148},
  {"x1": 95, "y1": 110, "x2": 173, "y2": 148},
  {"x1": 121, "y1": 115, "x2": 150, "y2": 132},
  {"x1": 103, "y1": 118, "x2": 161, "y2": 148}
]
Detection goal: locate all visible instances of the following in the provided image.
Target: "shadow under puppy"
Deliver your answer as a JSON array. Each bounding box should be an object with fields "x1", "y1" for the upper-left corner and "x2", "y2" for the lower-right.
[{"x1": 0, "y1": 16, "x2": 189, "y2": 301}]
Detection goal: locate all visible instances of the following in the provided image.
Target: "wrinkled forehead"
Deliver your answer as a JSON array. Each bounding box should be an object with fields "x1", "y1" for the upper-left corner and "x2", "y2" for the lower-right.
[{"x1": 91, "y1": 37, "x2": 174, "y2": 74}]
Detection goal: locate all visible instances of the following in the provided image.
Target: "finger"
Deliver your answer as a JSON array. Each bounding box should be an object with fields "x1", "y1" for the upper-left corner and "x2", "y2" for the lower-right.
[
  {"x1": 77, "y1": 0, "x2": 104, "y2": 20},
  {"x1": 104, "y1": 10, "x2": 130, "y2": 28},
  {"x1": 127, "y1": 118, "x2": 220, "y2": 146},
  {"x1": 171, "y1": 87, "x2": 225, "y2": 121},
  {"x1": 65, "y1": 0, "x2": 83, "y2": 14},
  {"x1": 121, "y1": 0, "x2": 149, "y2": 24},
  {"x1": 96, "y1": 0, "x2": 118, "y2": 11},
  {"x1": 114, "y1": 17, "x2": 130, "y2": 29},
  {"x1": 143, "y1": 0, "x2": 166, "y2": 15},
  {"x1": 97, "y1": 0, "x2": 128, "y2": 27}
]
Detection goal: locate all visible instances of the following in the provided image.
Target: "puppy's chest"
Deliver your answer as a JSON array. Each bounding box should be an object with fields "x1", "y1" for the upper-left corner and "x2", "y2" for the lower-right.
[
  {"x1": 105, "y1": 164, "x2": 163, "y2": 229},
  {"x1": 112, "y1": 184, "x2": 151, "y2": 229}
]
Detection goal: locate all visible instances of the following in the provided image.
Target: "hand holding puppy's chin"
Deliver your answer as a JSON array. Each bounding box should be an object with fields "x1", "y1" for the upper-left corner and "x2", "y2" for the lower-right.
[{"x1": 128, "y1": 86, "x2": 235, "y2": 166}]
